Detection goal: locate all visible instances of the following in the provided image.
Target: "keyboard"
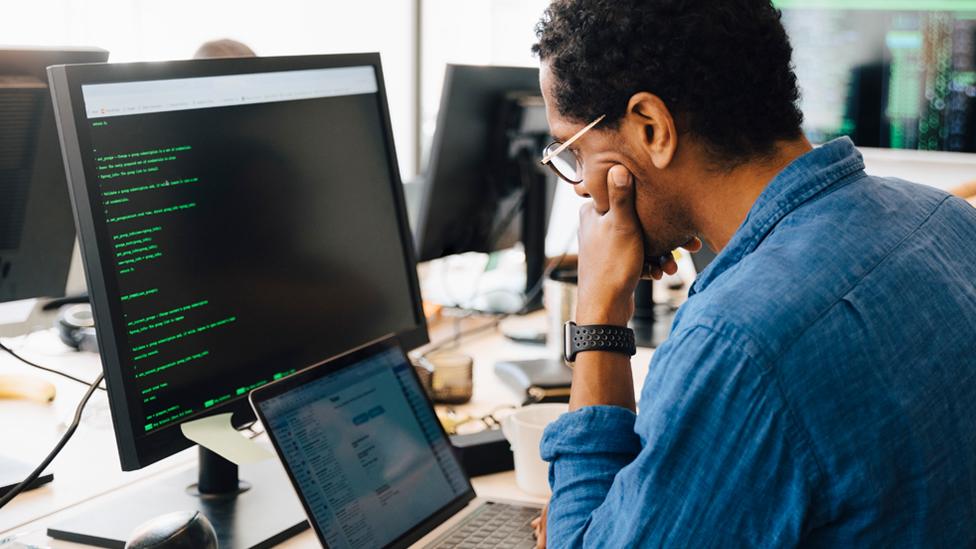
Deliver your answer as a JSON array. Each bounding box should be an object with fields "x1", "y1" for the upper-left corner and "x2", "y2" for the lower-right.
[{"x1": 426, "y1": 501, "x2": 540, "y2": 548}]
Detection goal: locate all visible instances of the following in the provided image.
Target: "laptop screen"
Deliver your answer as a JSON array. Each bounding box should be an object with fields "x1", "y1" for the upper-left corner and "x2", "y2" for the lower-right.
[{"x1": 254, "y1": 343, "x2": 471, "y2": 548}]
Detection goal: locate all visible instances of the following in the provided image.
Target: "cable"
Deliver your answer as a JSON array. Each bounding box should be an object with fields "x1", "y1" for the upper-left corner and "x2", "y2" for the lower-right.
[
  {"x1": 0, "y1": 340, "x2": 106, "y2": 391},
  {"x1": 484, "y1": 187, "x2": 527, "y2": 255},
  {"x1": 40, "y1": 293, "x2": 90, "y2": 311},
  {"x1": 0, "y1": 372, "x2": 105, "y2": 510}
]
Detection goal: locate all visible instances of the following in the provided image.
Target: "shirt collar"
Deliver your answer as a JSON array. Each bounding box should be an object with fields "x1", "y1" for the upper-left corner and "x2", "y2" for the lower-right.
[{"x1": 689, "y1": 137, "x2": 866, "y2": 296}]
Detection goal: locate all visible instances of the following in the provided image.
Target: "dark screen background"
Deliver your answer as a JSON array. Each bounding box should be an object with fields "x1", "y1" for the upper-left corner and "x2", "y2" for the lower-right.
[{"x1": 86, "y1": 90, "x2": 420, "y2": 434}]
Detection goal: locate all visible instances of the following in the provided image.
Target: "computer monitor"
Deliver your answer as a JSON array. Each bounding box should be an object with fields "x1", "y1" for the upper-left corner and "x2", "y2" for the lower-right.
[
  {"x1": 778, "y1": 1, "x2": 976, "y2": 154},
  {"x1": 413, "y1": 64, "x2": 554, "y2": 310},
  {"x1": 47, "y1": 53, "x2": 427, "y2": 548},
  {"x1": 0, "y1": 47, "x2": 108, "y2": 304}
]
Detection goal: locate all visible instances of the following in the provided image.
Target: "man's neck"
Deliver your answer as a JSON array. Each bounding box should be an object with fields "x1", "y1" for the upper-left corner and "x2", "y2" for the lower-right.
[{"x1": 689, "y1": 137, "x2": 813, "y2": 252}]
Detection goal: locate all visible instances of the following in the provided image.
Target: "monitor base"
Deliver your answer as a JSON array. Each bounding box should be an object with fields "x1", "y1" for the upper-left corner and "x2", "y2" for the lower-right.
[{"x1": 47, "y1": 455, "x2": 308, "y2": 549}]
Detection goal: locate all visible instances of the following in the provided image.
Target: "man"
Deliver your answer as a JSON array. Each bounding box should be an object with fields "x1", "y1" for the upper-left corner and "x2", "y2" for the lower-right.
[
  {"x1": 531, "y1": 0, "x2": 976, "y2": 546},
  {"x1": 952, "y1": 181, "x2": 976, "y2": 207},
  {"x1": 193, "y1": 38, "x2": 256, "y2": 59}
]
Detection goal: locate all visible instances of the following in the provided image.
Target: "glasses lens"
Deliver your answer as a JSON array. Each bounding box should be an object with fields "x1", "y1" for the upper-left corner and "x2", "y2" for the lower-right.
[{"x1": 545, "y1": 144, "x2": 582, "y2": 183}]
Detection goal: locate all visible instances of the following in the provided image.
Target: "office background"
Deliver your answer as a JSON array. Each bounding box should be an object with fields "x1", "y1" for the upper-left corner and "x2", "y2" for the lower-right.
[
  {"x1": 1, "y1": 0, "x2": 554, "y2": 183},
  {"x1": 1, "y1": 2, "x2": 975, "y2": 546},
  {"x1": 7, "y1": 0, "x2": 973, "y2": 301}
]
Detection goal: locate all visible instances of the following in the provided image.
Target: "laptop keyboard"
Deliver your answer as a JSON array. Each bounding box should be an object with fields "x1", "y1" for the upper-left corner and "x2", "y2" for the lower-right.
[{"x1": 426, "y1": 501, "x2": 540, "y2": 548}]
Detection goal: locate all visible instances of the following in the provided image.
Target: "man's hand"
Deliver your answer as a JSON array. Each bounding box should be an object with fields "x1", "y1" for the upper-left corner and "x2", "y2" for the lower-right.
[
  {"x1": 531, "y1": 503, "x2": 548, "y2": 549},
  {"x1": 576, "y1": 165, "x2": 645, "y2": 326},
  {"x1": 950, "y1": 180, "x2": 976, "y2": 207},
  {"x1": 643, "y1": 237, "x2": 703, "y2": 280},
  {"x1": 576, "y1": 164, "x2": 701, "y2": 326}
]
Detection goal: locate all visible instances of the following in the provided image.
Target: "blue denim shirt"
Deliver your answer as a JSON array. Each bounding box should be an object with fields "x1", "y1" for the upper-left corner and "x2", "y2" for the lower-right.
[{"x1": 540, "y1": 138, "x2": 976, "y2": 547}]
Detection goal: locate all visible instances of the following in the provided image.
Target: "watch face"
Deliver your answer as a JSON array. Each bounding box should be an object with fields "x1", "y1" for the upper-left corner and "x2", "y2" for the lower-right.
[{"x1": 563, "y1": 321, "x2": 575, "y2": 363}]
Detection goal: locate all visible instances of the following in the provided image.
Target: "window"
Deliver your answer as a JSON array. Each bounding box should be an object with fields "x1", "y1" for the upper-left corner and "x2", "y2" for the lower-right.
[
  {"x1": 1, "y1": 0, "x2": 418, "y2": 177},
  {"x1": 419, "y1": 0, "x2": 549, "y2": 171}
]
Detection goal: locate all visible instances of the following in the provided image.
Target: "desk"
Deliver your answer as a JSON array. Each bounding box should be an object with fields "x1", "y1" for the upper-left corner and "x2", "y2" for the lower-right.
[{"x1": 0, "y1": 312, "x2": 653, "y2": 547}]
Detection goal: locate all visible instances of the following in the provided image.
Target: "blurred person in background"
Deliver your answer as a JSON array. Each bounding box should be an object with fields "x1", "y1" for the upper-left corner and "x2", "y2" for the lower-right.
[{"x1": 193, "y1": 38, "x2": 255, "y2": 59}]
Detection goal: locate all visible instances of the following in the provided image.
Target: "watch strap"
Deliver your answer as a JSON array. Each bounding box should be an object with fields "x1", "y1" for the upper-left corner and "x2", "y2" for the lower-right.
[{"x1": 564, "y1": 321, "x2": 637, "y2": 362}]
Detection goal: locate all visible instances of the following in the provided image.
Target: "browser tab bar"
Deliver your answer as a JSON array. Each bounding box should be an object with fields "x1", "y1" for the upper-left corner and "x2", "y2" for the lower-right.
[{"x1": 82, "y1": 65, "x2": 378, "y2": 119}]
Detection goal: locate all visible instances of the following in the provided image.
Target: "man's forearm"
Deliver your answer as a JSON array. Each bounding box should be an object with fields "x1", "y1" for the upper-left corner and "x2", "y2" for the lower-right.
[
  {"x1": 570, "y1": 291, "x2": 637, "y2": 411},
  {"x1": 569, "y1": 351, "x2": 635, "y2": 411}
]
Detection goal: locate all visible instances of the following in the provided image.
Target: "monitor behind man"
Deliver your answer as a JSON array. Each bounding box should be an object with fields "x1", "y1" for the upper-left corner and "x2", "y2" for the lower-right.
[
  {"x1": 414, "y1": 64, "x2": 554, "y2": 310},
  {"x1": 0, "y1": 47, "x2": 108, "y2": 304},
  {"x1": 47, "y1": 53, "x2": 427, "y2": 548},
  {"x1": 780, "y1": 2, "x2": 976, "y2": 152}
]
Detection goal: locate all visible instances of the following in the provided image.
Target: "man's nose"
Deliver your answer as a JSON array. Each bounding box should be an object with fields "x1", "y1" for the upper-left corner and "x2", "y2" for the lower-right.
[{"x1": 572, "y1": 182, "x2": 591, "y2": 199}]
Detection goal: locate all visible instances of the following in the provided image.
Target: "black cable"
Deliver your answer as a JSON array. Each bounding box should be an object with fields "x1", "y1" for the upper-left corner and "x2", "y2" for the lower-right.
[
  {"x1": 484, "y1": 187, "x2": 527, "y2": 255},
  {"x1": 0, "y1": 340, "x2": 106, "y2": 391},
  {"x1": 0, "y1": 372, "x2": 105, "y2": 510},
  {"x1": 40, "y1": 293, "x2": 90, "y2": 311}
]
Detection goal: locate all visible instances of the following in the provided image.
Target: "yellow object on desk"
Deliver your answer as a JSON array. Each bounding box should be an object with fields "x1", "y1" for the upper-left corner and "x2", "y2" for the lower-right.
[{"x1": 0, "y1": 374, "x2": 56, "y2": 403}]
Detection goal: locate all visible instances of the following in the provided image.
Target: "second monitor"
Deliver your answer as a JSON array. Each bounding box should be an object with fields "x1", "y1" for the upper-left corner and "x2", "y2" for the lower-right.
[
  {"x1": 414, "y1": 64, "x2": 554, "y2": 311},
  {"x1": 0, "y1": 47, "x2": 108, "y2": 304}
]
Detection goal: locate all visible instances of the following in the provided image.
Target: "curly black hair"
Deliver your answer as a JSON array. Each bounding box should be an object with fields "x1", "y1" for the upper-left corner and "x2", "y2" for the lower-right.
[{"x1": 534, "y1": 0, "x2": 804, "y2": 168}]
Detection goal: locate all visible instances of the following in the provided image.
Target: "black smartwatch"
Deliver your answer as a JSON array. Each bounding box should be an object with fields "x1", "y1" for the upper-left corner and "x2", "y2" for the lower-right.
[{"x1": 563, "y1": 321, "x2": 637, "y2": 363}]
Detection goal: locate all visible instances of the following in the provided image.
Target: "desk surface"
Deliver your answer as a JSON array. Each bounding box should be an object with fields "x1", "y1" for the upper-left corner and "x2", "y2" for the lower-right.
[{"x1": 0, "y1": 311, "x2": 653, "y2": 547}]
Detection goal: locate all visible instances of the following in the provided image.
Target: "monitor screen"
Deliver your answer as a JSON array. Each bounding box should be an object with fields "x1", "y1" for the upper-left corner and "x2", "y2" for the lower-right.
[
  {"x1": 256, "y1": 343, "x2": 470, "y2": 548},
  {"x1": 779, "y1": 0, "x2": 976, "y2": 153},
  {"x1": 50, "y1": 55, "x2": 427, "y2": 468}
]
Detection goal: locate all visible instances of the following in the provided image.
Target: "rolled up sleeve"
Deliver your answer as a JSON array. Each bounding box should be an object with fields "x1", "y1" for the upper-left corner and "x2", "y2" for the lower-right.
[
  {"x1": 539, "y1": 324, "x2": 820, "y2": 548},
  {"x1": 540, "y1": 405, "x2": 641, "y2": 545}
]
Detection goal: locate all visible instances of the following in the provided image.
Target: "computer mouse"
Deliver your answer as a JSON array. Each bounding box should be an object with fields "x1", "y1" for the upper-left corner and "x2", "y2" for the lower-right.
[{"x1": 124, "y1": 511, "x2": 218, "y2": 549}]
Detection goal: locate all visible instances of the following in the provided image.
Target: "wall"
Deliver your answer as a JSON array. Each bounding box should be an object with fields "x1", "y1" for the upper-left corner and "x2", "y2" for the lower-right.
[
  {"x1": 1, "y1": 0, "x2": 418, "y2": 178},
  {"x1": 861, "y1": 149, "x2": 976, "y2": 192}
]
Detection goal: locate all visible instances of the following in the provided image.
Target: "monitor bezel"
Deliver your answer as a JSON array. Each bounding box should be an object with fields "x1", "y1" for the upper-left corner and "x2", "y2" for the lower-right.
[
  {"x1": 48, "y1": 53, "x2": 429, "y2": 470},
  {"x1": 250, "y1": 335, "x2": 476, "y2": 549}
]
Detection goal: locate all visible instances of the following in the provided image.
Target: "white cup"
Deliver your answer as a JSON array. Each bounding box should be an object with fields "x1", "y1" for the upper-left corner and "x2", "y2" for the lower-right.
[{"x1": 500, "y1": 403, "x2": 569, "y2": 497}]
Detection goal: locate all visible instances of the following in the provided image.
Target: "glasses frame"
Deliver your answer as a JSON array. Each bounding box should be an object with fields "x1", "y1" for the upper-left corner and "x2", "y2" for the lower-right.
[{"x1": 540, "y1": 114, "x2": 606, "y2": 184}]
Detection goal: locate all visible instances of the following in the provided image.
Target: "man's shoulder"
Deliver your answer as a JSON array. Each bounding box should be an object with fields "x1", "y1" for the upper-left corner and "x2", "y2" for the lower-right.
[{"x1": 678, "y1": 173, "x2": 973, "y2": 361}]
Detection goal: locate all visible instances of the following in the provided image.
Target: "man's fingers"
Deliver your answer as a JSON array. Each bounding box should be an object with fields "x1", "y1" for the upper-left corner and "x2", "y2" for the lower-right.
[
  {"x1": 534, "y1": 505, "x2": 548, "y2": 549},
  {"x1": 642, "y1": 263, "x2": 664, "y2": 280},
  {"x1": 607, "y1": 164, "x2": 635, "y2": 215},
  {"x1": 681, "y1": 237, "x2": 704, "y2": 253},
  {"x1": 640, "y1": 256, "x2": 678, "y2": 279}
]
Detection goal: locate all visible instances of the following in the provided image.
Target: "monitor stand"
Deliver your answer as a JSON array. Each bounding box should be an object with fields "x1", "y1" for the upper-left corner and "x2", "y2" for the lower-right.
[
  {"x1": 48, "y1": 447, "x2": 308, "y2": 549},
  {"x1": 519, "y1": 146, "x2": 547, "y2": 313}
]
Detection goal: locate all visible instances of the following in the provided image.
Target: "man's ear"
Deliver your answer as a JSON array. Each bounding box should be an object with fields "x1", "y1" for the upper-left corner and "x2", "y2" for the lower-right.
[{"x1": 624, "y1": 92, "x2": 677, "y2": 169}]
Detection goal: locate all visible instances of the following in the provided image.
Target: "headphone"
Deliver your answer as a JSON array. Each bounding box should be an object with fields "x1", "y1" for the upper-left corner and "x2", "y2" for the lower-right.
[{"x1": 57, "y1": 304, "x2": 98, "y2": 353}]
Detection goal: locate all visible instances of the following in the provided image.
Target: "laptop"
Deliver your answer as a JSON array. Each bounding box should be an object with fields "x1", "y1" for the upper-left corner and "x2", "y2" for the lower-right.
[{"x1": 250, "y1": 336, "x2": 542, "y2": 548}]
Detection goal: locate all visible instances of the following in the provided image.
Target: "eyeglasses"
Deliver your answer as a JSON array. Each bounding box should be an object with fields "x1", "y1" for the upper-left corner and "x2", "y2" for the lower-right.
[{"x1": 540, "y1": 114, "x2": 606, "y2": 184}]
